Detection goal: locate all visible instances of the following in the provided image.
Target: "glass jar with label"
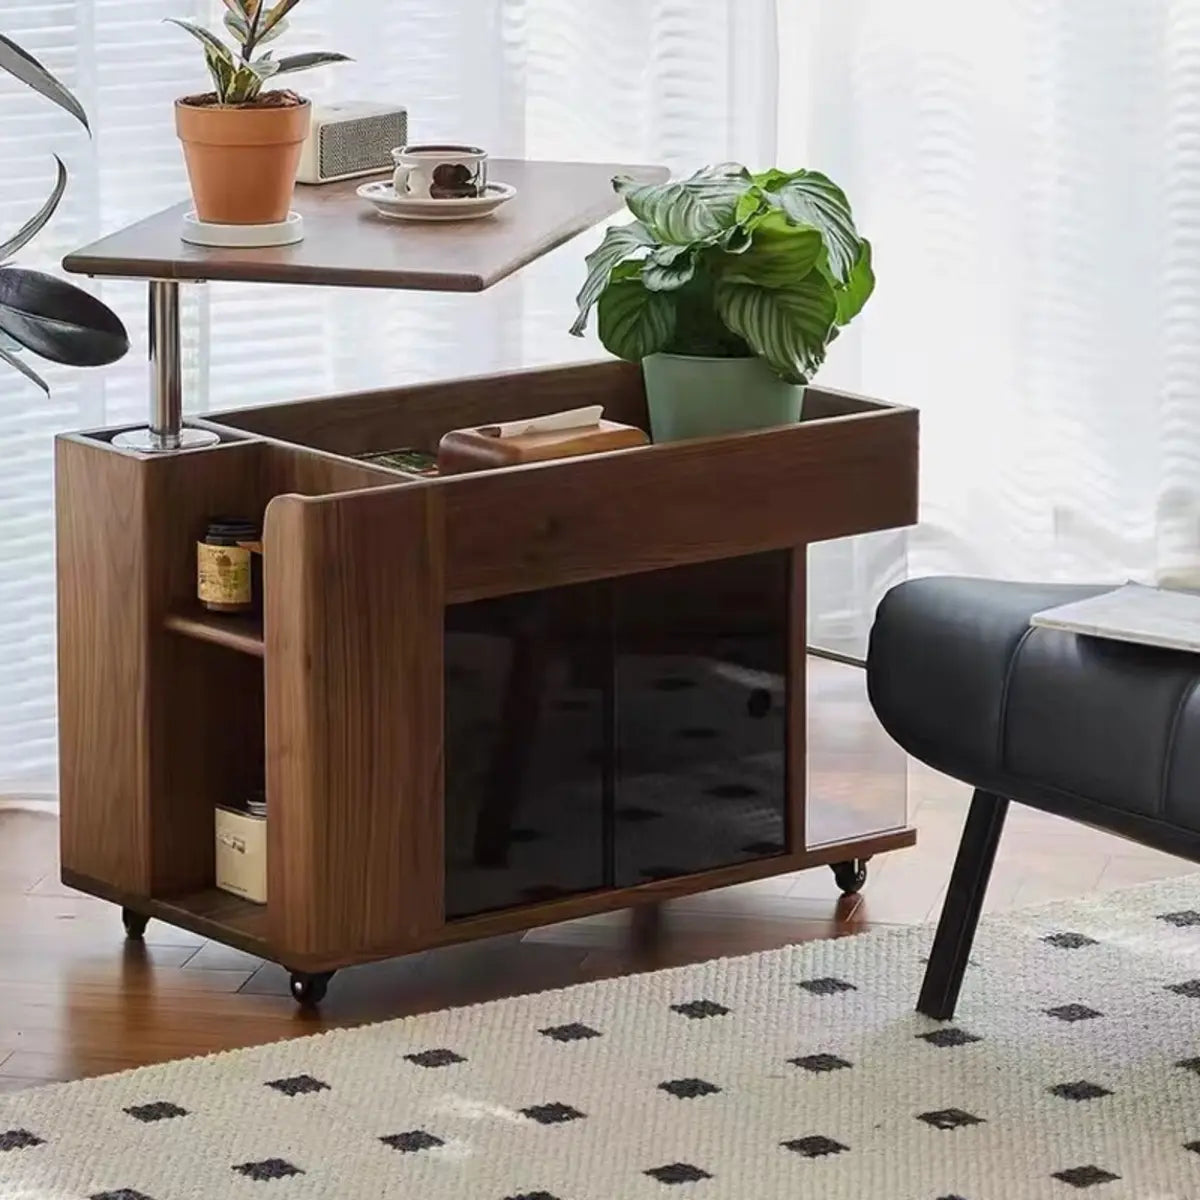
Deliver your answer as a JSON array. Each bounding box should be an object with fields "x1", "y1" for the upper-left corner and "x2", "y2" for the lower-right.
[{"x1": 197, "y1": 517, "x2": 260, "y2": 613}]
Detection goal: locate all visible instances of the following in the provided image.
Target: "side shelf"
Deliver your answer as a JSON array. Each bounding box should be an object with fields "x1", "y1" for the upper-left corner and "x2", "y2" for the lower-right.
[{"x1": 165, "y1": 608, "x2": 264, "y2": 657}]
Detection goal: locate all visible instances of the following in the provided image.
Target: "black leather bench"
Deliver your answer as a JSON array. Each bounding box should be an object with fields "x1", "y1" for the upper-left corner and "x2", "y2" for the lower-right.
[{"x1": 866, "y1": 576, "x2": 1200, "y2": 1019}]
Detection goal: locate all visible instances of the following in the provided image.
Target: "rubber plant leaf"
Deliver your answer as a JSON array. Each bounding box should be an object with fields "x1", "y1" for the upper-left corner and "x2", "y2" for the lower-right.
[
  {"x1": 0, "y1": 342, "x2": 49, "y2": 395},
  {"x1": 260, "y1": 0, "x2": 303, "y2": 38},
  {"x1": 596, "y1": 267, "x2": 677, "y2": 362},
  {"x1": 714, "y1": 274, "x2": 838, "y2": 383},
  {"x1": 0, "y1": 155, "x2": 66, "y2": 263},
  {"x1": 0, "y1": 33, "x2": 89, "y2": 132},
  {"x1": 763, "y1": 169, "x2": 861, "y2": 285},
  {"x1": 271, "y1": 51, "x2": 353, "y2": 75},
  {"x1": 615, "y1": 163, "x2": 753, "y2": 245},
  {"x1": 570, "y1": 220, "x2": 657, "y2": 336},
  {"x1": 0, "y1": 267, "x2": 130, "y2": 367},
  {"x1": 164, "y1": 20, "x2": 236, "y2": 71},
  {"x1": 223, "y1": 11, "x2": 251, "y2": 46}
]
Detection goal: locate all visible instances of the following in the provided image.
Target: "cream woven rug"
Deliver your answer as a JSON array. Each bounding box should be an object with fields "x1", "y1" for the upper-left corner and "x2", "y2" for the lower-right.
[{"x1": 7, "y1": 877, "x2": 1200, "y2": 1200}]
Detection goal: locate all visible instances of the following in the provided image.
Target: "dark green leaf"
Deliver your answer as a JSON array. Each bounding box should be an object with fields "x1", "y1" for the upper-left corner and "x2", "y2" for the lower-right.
[
  {"x1": 0, "y1": 33, "x2": 89, "y2": 132},
  {"x1": 720, "y1": 211, "x2": 822, "y2": 289},
  {"x1": 765, "y1": 169, "x2": 861, "y2": 285},
  {"x1": 714, "y1": 274, "x2": 838, "y2": 383},
  {"x1": 833, "y1": 239, "x2": 874, "y2": 325},
  {"x1": 0, "y1": 342, "x2": 48, "y2": 394},
  {"x1": 570, "y1": 221, "x2": 657, "y2": 336},
  {"x1": 597, "y1": 276, "x2": 676, "y2": 362},
  {"x1": 642, "y1": 244, "x2": 696, "y2": 292},
  {"x1": 165, "y1": 19, "x2": 236, "y2": 71},
  {"x1": 0, "y1": 267, "x2": 129, "y2": 367},
  {"x1": 615, "y1": 163, "x2": 753, "y2": 245},
  {"x1": 0, "y1": 156, "x2": 66, "y2": 263},
  {"x1": 271, "y1": 51, "x2": 353, "y2": 75}
]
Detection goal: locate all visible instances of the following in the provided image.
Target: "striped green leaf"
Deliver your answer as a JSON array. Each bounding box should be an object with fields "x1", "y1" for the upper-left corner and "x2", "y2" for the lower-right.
[
  {"x1": 571, "y1": 221, "x2": 657, "y2": 336},
  {"x1": 714, "y1": 275, "x2": 838, "y2": 383},
  {"x1": 272, "y1": 51, "x2": 353, "y2": 76},
  {"x1": 642, "y1": 244, "x2": 696, "y2": 292},
  {"x1": 761, "y1": 169, "x2": 861, "y2": 285},
  {"x1": 833, "y1": 239, "x2": 874, "y2": 325},
  {"x1": 597, "y1": 275, "x2": 676, "y2": 363},
  {"x1": 720, "y1": 211, "x2": 823, "y2": 289},
  {"x1": 615, "y1": 163, "x2": 752, "y2": 245}
]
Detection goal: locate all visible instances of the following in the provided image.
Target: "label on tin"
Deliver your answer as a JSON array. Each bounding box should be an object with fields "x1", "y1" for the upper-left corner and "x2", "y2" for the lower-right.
[{"x1": 197, "y1": 541, "x2": 252, "y2": 607}]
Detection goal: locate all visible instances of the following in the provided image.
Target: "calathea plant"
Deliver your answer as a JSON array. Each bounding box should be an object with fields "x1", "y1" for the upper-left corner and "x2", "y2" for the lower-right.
[
  {"x1": 168, "y1": 1, "x2": 349, "y2": 106},
  {"x1": 571, "y1": 163, "x2": 873, "y2": 386},
  {"x1": 0, "y1": 35, "x2": 129, "y2": 394}
]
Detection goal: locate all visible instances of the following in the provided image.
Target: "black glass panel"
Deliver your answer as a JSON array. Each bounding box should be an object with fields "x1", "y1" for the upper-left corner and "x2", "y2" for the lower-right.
[
  {"x1": 444, "y1": 586, "x2": 609, "y2": 919},
  {"x1": 613, "y1": 553, "x2": 789, "y2": 886}
]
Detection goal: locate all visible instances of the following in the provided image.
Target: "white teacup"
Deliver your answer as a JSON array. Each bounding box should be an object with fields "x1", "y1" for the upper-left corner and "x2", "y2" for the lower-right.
[{"x1": 391, "y1": 144, "x2": 489, "y2": 200}]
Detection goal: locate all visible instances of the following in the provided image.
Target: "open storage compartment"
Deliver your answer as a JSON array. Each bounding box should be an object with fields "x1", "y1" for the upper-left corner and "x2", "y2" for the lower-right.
[{"x1": 57, "y1": 360, "x2": 918, "y2": 973}]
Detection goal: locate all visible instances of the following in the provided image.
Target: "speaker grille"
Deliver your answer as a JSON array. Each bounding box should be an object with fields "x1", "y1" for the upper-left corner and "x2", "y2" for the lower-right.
[{"x1": 317, "y1": 111, "x2": 408, "y2": 180}]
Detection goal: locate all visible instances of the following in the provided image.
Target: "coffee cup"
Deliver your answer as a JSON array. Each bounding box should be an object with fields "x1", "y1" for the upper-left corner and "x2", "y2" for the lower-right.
[{"x1": 391, "y1": 144, "x2": 489, "y2": 199}]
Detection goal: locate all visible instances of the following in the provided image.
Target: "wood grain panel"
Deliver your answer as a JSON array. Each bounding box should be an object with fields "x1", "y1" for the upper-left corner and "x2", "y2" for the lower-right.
[
  {"x1": 438, "y1": 406, "x2": 919, "y2": 602},
  {"x1": 63, "y1": 160, "x2": 667, "y2": 291},
  {"x1": 216, "y1": 360, "x2": 649, "y2": 459},
  {"x1": 788, "y1": 548, "x2": 807, "y2": 854},
  {"x1": 56, "y1": 438, "x2": 153, "y2": 894},
  {"x1": 265, "y1": 487, "x2": 446, "y2": 963}
]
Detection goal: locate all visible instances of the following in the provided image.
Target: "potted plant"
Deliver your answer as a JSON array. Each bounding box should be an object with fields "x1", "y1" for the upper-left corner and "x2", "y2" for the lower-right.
[
  {"x1": 570, "y1": 162, "x2": 874, "y2": 442},
  {"x1": 168, "y1": 2, "x2": 350, "y2": 226},
  {"x1": 0, "y1": 35, "x2": 128, "y2": 393}
]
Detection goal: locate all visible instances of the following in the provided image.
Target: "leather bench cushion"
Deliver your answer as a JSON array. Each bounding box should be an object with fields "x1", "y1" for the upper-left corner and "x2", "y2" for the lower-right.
[{"x1": 867, "y1": 577, "x2": 1200, "y2": 851}]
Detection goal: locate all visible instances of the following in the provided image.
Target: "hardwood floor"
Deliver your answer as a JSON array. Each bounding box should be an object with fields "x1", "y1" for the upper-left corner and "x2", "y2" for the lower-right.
[{"x1": 0, "y1": 757, "x2": 1191, "y2": 1095}]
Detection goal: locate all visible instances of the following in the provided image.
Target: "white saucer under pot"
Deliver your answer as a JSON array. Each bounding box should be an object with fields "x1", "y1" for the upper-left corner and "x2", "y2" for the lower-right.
[
  {"x1": 356, "y1": 181, "x2": 516, "y2": 222},
  {"x1": 181, "y1": 211, "x2": 305, "y2": 247}
]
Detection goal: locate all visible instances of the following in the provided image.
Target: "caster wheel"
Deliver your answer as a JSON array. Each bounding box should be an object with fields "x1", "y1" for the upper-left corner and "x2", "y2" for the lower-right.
[
  {"x1": 289, "y1": 971, "x2": 334, "y2": 1008},
  {"x1": 831, "y1": 859, "x2": 869, "y2": 896},
  {"x1": 746, "y1": 688, "x2": 772, "y2": 718},
  {"x1": 122, "y1": 908, "x2": 149, "y2": 940}
]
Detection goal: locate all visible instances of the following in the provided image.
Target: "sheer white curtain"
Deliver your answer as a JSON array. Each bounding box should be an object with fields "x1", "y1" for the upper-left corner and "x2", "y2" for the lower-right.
[
  {"x1": 783, "y1": 0, "x2": 1200, "y2": 652},
  {"x1": 0, "y1": 0, "x2": 779, "y2": 794}
]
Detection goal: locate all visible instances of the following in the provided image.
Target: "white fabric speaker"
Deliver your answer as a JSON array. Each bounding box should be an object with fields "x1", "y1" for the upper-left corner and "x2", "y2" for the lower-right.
[{"x1": 296, "y1": 102, "x2": 408, "y2": 184}]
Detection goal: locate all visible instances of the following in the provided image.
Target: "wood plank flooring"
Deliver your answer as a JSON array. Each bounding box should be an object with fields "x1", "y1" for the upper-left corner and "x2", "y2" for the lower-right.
[{"x1": 1, "y1": 756, "x2": 1191, "y2": 1094}]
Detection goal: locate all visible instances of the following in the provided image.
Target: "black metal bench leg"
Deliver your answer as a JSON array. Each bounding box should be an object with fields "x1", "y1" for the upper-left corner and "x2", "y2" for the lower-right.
[{"x1": 917, "y1": 789, "x2": 1009, "y2": 1021}]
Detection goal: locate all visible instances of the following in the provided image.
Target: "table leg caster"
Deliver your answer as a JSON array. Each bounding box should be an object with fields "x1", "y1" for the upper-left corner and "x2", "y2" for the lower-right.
[
  {"x1": 831, "y1": 859, "x2": 869, "y2": 896},
  {"x1": 289, "y1": 970, "x2": 335, "y2": 1008},
  {"x1": 122, "y1": 908, "x2": 150, "y2": 940}
]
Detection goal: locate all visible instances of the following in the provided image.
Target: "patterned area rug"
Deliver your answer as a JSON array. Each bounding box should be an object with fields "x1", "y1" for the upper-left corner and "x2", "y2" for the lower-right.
[{"x1": 7, "y1": 877, "x2": 1200, "y2": 1199}]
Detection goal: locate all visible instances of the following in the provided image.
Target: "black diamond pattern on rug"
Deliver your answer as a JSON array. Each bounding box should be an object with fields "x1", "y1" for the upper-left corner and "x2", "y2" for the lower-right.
[
  {"x1": 798, "y1": 977, "x2": 857, "y2": 996},
  {"x1": 1167, "y1": 980, "x2": 1200, "y2": 999},
  {"x1": 1045, "y1": 1004, "x2": 1103, "y2": 1022},
  {"x1": 1043, "y1": 932, "x2": 1098, "y2": 949},
  {"x1": 405, "y1": 1048, "x2": 467, "y2": 1068},
  {"x1": 790, "y1": 1053, "x2": 852, "y2": 1073},
  {"x1": 1160, "y1": 910, "x2": 1200, "y2": 927},
  {"x1": 1184, "y1": 1141, "x2": 1200, "y2": 1154},
  {"x1": 918, "y1": 1027, "x2": 981, "y2": 1048},
  {"x1": 505, "y1": 1193, "x2": 562, "y2": 1200},
  {"x1": 124, "y1": 1102, "x2": 188, "y2": 1123},
  {"x1": 521, "y1": 1103, "x2": 586, "y2": 1125},
  {"x1": 782, "y1": 1135, "x2": 848, "y2": 1158},
  {"x1": 265, "y1": 1074, "x2": 329, "y2": 1096},
  {"x1": 1052, "y1": 1165, "x2": 1120, "y2": 1189},
  {"x1": 671, "y1": 999, "x2": 730, "y2": 1019},
  {"x1": 659, "y1": 1078, "x2": 721, "y2": 1099},
  {"x1": 1049, "y1": 1080, "x2": 1112, "y2": 1101},
  {"x1": 91, "y1": 1191, "x2": 154, "y2": 1200},
  {"x1": 917, "y1": 1109, "x2": 985, "y2": 1130},
  {"x1": 0, "y1": 1129, "x2": 43, "y2": 1151},
  {"x1": 540, "y1": 1022, "x2": 602, "y2": 1042},
  {"x1": 381, "y1": 1131, "x2": 444, "y2": 1153},
  {"x1": 1178, "y1": 1057, "x2": 1200, "y2": 1074},
  {"x1": 233, "y1": 1159, "x2": 304, "y2": 1181},
  {"x1": 645, "y1": 1163, "x2": 713, "y2": 1184}
]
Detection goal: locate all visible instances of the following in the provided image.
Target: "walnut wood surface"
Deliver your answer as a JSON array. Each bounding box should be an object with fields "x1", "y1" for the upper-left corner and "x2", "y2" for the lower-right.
[
  {"x1": 62, "y1": 160, "x2": 666, "y2": 292},
  {"x1": 215, "y1": 360, "x2": 650, "y2": 458},
  {"x1": 264, "y1": 487, "x2": 446, "y2": 962}
]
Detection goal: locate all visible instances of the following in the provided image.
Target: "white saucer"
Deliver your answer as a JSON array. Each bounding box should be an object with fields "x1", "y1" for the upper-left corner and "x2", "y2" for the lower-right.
[
  {"x1": 356, "y1": 180, "x2": 516, "y2": 222},
  {"x1": 181, "y1": 211, "x2": 304, "y2": 247}
]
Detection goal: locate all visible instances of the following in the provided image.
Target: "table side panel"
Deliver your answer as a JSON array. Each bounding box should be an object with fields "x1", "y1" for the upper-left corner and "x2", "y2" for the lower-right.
[{"x1": 265, "y1": 488, "x2": 446, "y2": 961}]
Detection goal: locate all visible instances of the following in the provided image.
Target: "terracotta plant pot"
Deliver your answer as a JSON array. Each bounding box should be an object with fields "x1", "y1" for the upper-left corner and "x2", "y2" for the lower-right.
[{"x1": 175, "y1": 98, "x2": 312, "y2": 225}]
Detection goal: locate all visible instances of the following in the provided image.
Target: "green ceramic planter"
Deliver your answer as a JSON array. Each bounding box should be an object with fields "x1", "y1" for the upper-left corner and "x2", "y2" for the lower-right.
[{"x1": 641, "y1": 353, "x2": 805, "y2": 443}]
